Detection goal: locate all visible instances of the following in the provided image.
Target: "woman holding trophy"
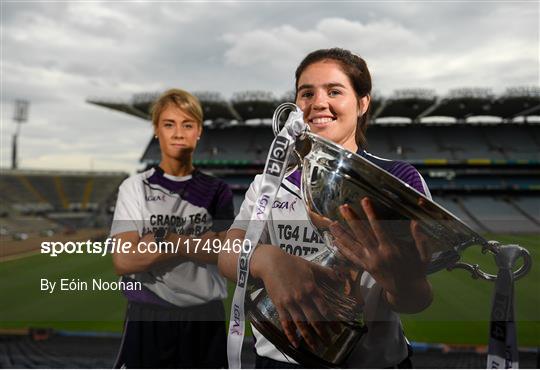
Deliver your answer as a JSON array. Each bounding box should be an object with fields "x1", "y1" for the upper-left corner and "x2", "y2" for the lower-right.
[{"x1": 219, "y1": 48, "x2": 434, "y2": 368}]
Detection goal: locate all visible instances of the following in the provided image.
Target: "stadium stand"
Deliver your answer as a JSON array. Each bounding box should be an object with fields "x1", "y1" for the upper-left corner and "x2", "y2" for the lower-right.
[
  {"x1": 365, "y1": 125, "x2": 540, "y2": 161},
  {"x1": 0, "y1": 217, "x2": 59, "y2": 234},
  {"x1": 88, "y1": 86, "x2": 540, "y2": 235},
  {"x1": 0, "y1": 332, "x2": 537, "y2": 368},
  {"x1": 0, "y1": 332, "x2": 120, "y2": 368},
  {"x1": 0, "y1": 174, "x2": 49, "y2": 208},
  {"x1": 199, "y1": 126, "x2": 275, "y2": 163},
  {"x1": 184, "y1": 123, "x2": 540, "y2": 163},
  {"x1": 143, "y1": 124, "x2": 540, "y2": 164},
  {"x1": 0, "y1": 169, "x2": 127, "y2": 239},
  {"x1": 459, "y1": 196, "x2": 538, "y2": 234},
  {"x1": 31, "y1": 176, "x2": 65, "y2": 210},
  {"x1": 512, "y1": 196, "x2": 540, "y2": 221}
]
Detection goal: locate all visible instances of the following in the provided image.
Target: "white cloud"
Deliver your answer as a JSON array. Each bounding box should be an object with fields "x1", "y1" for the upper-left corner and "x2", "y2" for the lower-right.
[
  {"x1": 222, "y1": 14, "x2": 538, "y2": 95},
  {"x1": 223, "y1": 18, "x2": 428, "y2": 72},
  {"x1": 1, "y1": 2, "x2": 538, "y2": 174}
]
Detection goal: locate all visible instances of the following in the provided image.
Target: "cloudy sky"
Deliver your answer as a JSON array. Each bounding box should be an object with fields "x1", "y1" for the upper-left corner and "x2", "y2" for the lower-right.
[{"x1": 1, "y1": 1, "x2": 538, "y2": 174}]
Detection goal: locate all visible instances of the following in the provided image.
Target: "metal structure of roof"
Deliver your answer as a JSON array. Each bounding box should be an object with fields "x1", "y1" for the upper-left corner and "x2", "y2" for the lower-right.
[
  {"x1": 231, "y1": 91, "x2": 281, "y2": 121},
  {"x1": 88, "y1": 86, "x2": 540, "y2": 124}
]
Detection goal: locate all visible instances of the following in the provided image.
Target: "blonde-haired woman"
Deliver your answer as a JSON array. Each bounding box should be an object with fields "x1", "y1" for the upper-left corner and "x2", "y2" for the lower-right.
[{"x1": 111, "y1": 89, "x2": 233, "y2": 368}]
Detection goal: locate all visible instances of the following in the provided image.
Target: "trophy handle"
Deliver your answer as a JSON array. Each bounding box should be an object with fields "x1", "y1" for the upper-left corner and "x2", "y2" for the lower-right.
[
  {"x1": 272, "y1": 102, "x2": 299, "y2": 136},
  {"x1": 447, "y1": 241, "x2": 532, "y2": 281},
  {"x1": 272, "y1": 102, "x2": 310, "y2": 173},
  {"x1": 512, "y1": 247, "x2": 532, "y2": 280}
]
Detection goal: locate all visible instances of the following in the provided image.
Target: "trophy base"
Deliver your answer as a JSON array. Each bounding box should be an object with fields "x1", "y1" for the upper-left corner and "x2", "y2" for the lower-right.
[{"x1": 246, "y1": 298, "x2": 366, "y2": 368}]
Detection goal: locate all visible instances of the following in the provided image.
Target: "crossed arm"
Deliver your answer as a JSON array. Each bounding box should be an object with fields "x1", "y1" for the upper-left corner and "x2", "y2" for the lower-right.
[{"x1": 112, "y1": 230, "x2": 227, "y2": 275}]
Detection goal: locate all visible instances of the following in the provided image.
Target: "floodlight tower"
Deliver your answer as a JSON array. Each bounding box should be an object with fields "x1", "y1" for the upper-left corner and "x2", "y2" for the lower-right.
[{"x1": 12, "y1": 99, "x2": 29, "y2": 169}]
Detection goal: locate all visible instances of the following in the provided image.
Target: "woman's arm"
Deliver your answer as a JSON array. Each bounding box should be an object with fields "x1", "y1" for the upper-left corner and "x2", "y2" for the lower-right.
[{"x1": 217, "y1": 228, "x2": 278, "y2": 281}]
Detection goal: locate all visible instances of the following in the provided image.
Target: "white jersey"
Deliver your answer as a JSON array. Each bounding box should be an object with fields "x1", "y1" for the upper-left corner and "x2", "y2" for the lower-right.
[
  {"x1": 231, "y1": 151, "x2": 431, "y2": 368},
  {"x1": 111, "y1": 167, "x2": 234, "y2": 307}
]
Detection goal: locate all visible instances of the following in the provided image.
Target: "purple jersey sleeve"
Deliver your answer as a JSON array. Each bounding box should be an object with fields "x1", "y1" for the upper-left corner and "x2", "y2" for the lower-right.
[
  {"x1": 387, "y1": 161, "x2": 427, "y2": 195},
  {"x1": 358, "y1": 150, "x2": 431, "y2": 198}
]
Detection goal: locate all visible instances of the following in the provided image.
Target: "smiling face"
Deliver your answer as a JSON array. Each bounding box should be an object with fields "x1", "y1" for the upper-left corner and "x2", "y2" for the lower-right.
[
  {"x1": 295, "y1": 60, "x2": 369, "y2": 152},
  {"x1": 155, "y1": 104, "x2": 202, "y2": 161}
]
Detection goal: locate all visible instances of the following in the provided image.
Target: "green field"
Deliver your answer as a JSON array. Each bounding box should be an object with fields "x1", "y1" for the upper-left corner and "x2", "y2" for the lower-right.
[{"x1": 0, "y1": 233, "x2": 538, "y2": 346}]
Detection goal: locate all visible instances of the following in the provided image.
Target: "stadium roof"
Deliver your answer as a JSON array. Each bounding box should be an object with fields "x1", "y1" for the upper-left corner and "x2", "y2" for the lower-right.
[
  {"x1": 87, "y1": 86, "x2": 540, "y2": 124},
  {"x1": 231, "y1": 91, "x2": 281, "y2": 121},
  {"x1": 373, "y1": 89, "x2": 436, "y2": 120}
]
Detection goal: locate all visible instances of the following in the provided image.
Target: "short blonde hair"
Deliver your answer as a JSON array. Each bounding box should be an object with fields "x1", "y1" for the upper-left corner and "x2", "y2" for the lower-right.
[{"x1": 151, "y1": 89, "x2": 203, "y2": 128}]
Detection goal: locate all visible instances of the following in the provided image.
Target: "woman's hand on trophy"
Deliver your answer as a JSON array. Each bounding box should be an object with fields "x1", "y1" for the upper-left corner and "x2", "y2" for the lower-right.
[
  {"x1": 329, "y1": 197, "x2": 433, "y2": 314},
  {"x1": 307, "y1": 210, "x2": 333, "y2": 230},
  {"x1": 256, "y1": 246, "x2": 341, "y2": 350}
]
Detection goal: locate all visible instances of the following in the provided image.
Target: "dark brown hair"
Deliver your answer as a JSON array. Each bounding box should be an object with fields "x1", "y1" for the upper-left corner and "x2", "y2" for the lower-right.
[{"x1": 295, "y1": 48, "x2": 372, "y2": 149}]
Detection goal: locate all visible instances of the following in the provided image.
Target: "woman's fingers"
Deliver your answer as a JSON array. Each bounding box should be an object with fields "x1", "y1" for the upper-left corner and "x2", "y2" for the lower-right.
[
  {"x1": 276, "y1": 306, "x2": 299, "y2": 348},
  {"x1": 300, "y1": 297, "x2": 334, "y2": 344},
  {"x1": 308, "y1": 210, "x2": 333, "y2": 230},
  {"x1": 339, "y1": 204, "x2": 377, "y2": 248},
  {"x1": 329, "y1": 228, "x2": 366, "y2": 267},
  {"x1": 277, "y1": 304, "x2": 318, "y2": 351},
  {"x1": 360, "y1": 197, "x2": 390, "y2": 246},
  {"x1": 309, "y1": 263, "x2": 346, "y2": 335},
  {"x1": 287, "y1": 304, "x2": 319, "y2": 351}
]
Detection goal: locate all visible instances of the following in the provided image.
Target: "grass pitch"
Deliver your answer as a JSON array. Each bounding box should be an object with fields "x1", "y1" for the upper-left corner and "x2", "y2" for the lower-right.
[{"x1": 0, "y1": 233, "x2": 538, "y2": 346}]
